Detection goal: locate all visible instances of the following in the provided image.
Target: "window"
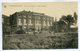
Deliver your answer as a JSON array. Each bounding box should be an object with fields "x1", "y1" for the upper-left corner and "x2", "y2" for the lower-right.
[
  {"x1": 51, "y1": 22, "x2": 52, "y2": 25},
  {"x1": 38, "y1": 17, "x2": 40, "y2": 20},
  {"x1": 29, "y1": 19, "x2": 31, "y2": 24},
  {"x1": 24, "y1": 19, "x2": 26, "y2": 25},
  {"x1": 39, "y1": 20, "x2": 41, "y2": 24},
  {"x1": 18, "y1": 19, "x2": 22, "y2": 25},
  {"x1": 23, "y1": 15, "x2": 26, "y2": 18},
  {"x1": 48, "y1": 21, "x2": 49, "y2": 26},
  {"x1": 24, "y1": 26, "x2": 26, "y2": 29},
  {"x1": 29, "y1": 16, "x2": 32, "y2": 19},
  {"x1": 43, "y1": 17, "x2": 45, "y2": 20},
  {"x1": 43, "y1": 20, "x2": 46, "y2": 26},
  {"x1": 18, "y1": 14, "x2": 21, "y2": 18}
]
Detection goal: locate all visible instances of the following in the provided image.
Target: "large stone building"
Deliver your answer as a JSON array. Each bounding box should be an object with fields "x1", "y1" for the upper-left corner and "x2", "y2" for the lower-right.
[{"x1": 10, "y1": 10, "x2": 54, "y2": 33}]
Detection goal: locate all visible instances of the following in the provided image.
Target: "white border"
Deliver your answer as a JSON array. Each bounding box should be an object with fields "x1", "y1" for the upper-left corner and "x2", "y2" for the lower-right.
[
  {"x1": 0, "y1": 0, "x2": 2, "y2": 51},
  {"x1": 2, "y1": 0, "x2": 77, "y2": 2},
  {"x1": 0, "y1": 0, "x2": 79, "y2": 51}
]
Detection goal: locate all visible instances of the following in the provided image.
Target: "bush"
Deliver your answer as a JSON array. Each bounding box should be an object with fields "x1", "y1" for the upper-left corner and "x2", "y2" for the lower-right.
[{"x1": 16, "y1": 30, "x2": 26, "y2": 34}]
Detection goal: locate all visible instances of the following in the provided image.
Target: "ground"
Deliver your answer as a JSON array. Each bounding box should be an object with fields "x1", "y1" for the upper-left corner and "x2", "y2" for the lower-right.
[{"x1": 3, "y1": 32, "x2": 78, "y2": 49}]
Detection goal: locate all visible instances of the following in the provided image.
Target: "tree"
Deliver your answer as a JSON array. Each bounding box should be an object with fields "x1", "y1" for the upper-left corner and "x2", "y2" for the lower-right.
[
  {"x1": 65, "y1": 15, "x2": 75, "y2": 32},
  {"x1": 60, "y1": 15, "x2": 67, "y2": 21},
  {"x1": 59, "y1": 15, "x2": 74, "y2": 32},
  {"x1": 73, "y1": 12, "x2": 77, "y2": 25}
]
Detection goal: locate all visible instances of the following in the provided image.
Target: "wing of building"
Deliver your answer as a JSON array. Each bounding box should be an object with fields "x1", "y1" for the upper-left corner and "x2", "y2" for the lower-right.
[{"x1": 2, "y1": 14, "x2": 11, "y2": 34}]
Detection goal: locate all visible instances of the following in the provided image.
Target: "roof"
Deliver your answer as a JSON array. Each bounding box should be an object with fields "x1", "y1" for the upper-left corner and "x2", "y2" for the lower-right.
[
  {"x1": 14, "y1": 10, "x2": 53, "y2": 18},
  {"x1": 2, "y1": 14, "x2": 9, "y2": 18}
]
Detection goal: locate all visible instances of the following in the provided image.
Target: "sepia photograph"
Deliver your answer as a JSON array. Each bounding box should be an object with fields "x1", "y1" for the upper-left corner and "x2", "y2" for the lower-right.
[{"x1": 2, "y1": 2, "x2": 78, "y2": 49}]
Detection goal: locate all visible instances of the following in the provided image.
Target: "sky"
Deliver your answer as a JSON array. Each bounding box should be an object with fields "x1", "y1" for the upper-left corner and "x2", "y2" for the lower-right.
[{"x1": 2, "y1": 2, "x2": 77, "y2": 21}]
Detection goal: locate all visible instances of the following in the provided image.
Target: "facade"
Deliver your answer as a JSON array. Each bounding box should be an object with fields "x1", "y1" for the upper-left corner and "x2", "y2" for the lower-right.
[
  {"x1": 10, "y1": 10, "x2": 54, "y2": 33},
  {"x1": 2, "y1": 14, "x2": 10, "y2": 34},
  {"x1": 2, "y1": 15, "x2": 10, "y2": 25}
]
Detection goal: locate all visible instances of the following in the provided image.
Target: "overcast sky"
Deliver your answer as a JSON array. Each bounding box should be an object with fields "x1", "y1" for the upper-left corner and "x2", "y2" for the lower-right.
[{"x1": 2, "y1": 2, "x2": 77, "y2": 20}]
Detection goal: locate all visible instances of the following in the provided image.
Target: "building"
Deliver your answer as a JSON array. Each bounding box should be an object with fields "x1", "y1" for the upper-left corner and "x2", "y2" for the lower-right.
[
  {"x1": 10, "y1": 10, "x2": 54, "y2": 33},
  {"x1": 2, "y1": 14, "x2": 10, "y2": 34}
]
